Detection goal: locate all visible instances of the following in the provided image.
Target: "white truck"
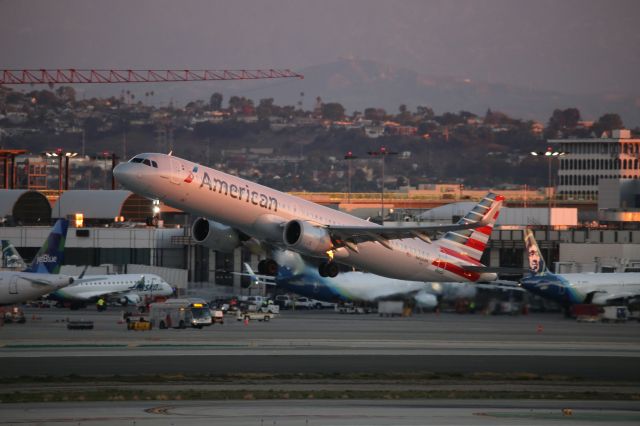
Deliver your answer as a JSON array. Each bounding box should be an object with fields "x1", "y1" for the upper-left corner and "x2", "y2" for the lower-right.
[
  {"x1": 149, "y1": 298, "x2": 212, "y2": 329},
  {"x1": 378, "y1": 301, "x2": 404, "y2": 317},
  {"x1": 601, "y1": 306, "x2": 629, "y2": 323}
]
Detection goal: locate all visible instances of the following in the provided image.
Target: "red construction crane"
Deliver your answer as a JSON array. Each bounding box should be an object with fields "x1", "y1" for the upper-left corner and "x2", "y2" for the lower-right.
[{"x1": 0, "y1": 68, "x2": 303, "y2": 85}]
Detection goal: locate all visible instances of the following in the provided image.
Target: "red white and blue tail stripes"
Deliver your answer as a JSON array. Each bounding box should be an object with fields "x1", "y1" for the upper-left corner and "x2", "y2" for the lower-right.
[{"x1": 439, "y1": 193, "x2": 503, "y2": 263}]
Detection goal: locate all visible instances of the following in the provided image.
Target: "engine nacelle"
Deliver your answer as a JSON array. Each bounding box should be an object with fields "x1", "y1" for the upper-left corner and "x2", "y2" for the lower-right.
[
  {"x1": 191, "y1": 218, "x2": 242, "y2": 253},
  {"x1": 283, "y1": 220, "x2": 333, "y2": 257},
  {"x1": 414, "y1": 290, "x2": 438, "y2": 310},
  {"x1": 119, "y1": 293, "x2": 142, "y2": 306}
]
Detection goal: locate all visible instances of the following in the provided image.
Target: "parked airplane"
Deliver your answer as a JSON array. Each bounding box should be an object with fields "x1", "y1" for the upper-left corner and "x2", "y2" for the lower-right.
[
  {"x1": 521, "y1": 229, "x2": 640, "y2": 307},
  {"x1": 238, "y1": 251, "x2": 519, "y2": 311},
  {"x1": 114, "y1": 153, "x2": 503, "y2": 282},
  {"x1": 48, "y1": 273, "x2": 174, "y2": 308},
  {"x1": 0, "y1": 219, "x2": 74, "y2": 305}
]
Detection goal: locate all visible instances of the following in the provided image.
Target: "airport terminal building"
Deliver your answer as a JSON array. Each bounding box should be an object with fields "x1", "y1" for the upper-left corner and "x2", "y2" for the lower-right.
[{"x1": 1, "y1": 187, "x2": 639, "y2": 298}]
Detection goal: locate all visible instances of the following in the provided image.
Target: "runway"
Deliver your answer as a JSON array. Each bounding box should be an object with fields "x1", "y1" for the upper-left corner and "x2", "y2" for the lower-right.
[
  {"x1": 1, "y1": 308, "x2": 639, "y2": 380},
  {"x1": 2, "y1": 400, "x2": 640, "y2": 425}
]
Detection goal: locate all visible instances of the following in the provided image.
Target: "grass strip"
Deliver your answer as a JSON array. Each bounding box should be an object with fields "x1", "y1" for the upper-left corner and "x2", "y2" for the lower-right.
[{"x1": 1, "y1": 389, "x2": 638, "y2": 404}]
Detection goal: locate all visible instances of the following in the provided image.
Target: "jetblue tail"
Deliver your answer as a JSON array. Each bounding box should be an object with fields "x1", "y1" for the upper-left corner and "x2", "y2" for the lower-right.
[
  {"x1": 524, "y1": 229, "x2": 549, "y2": 276},
  {"x1": 23, "y1": 219, "x2": 69, "y2": 274},
  {"x1": 439, "y1": 193, "x2": 504, "y2": 262}
]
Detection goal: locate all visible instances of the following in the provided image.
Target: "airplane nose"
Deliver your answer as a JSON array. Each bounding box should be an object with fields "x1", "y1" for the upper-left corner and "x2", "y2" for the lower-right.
[{"x1": 112, "y1": 162, "x2": 132, "y2": 184}]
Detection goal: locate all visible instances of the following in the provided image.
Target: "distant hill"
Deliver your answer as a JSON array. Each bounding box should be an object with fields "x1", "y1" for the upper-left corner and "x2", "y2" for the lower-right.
[
  {"x1": 227, "y1": 58, "x2": 640, "y2": 127},
  {"x1": 72, "y1": 58, "x2": 640, "y2": 126}
]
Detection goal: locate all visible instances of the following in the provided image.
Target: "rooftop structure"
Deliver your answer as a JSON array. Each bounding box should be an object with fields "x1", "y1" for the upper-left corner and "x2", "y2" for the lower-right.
[{"x1": 549, "y1": 129, "x2": 640, "y2": 201}]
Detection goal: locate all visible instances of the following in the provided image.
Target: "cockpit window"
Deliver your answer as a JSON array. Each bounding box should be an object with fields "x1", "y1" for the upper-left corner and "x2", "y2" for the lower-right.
[
  {"x1": 130, "y1": 158, "x2": 144, "y2": 163},
  {"x1": 151, "y1": 161, "x2": 158, "y2": 168},
  {"x1": 143, "y1": 159, "x2": 152, "y2": 166}
]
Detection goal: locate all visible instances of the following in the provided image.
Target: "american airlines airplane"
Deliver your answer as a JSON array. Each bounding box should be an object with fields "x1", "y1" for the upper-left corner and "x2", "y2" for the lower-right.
[
  {"x1": 48, "y1": 273, "x2": 174, "y2": 308},
  {"x1": 0, "y1": 219, "x2": 74, "y2": 306},
  {"x1": 113, "y1": 153, "x2": 503, "y2": 282},
  {"x1": 521, "y1": 229, "x2": 640, "y2": 307}
]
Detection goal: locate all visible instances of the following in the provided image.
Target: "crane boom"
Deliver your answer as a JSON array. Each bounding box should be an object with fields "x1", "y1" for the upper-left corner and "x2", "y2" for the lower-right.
[{"x1": 0, "y1": 69, "x2": 303, "y2": 85}]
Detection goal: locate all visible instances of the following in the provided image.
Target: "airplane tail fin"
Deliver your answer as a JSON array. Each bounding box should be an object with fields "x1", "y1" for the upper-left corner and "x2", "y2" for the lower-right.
[
  {"x1": 1, "y1": 239, "x2": 26, "y2": 269},
  {"x1": 524, "y1": 229, "x2": 549, "y2": 276},
  {"x1": 439, "y1": 193, "x2": 504, "y2": 262},
  {"x1": 23, "y1": 219, "x2": 69, "y2": 274}
]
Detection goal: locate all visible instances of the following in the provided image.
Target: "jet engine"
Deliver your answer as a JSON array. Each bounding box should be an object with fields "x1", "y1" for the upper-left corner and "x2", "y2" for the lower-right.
[
  {"x1": 191, "y1": 218, "x2": 242, "y2": 253},
  {"x1": 119, "y1": 293, "x2": 142, "y2": 306},
  {"x1": 283, "y1": 219, "x2": 333, "y2": 257},
  {"x1": 414, "y1": 290, "x2": 438, "y2": 310}
]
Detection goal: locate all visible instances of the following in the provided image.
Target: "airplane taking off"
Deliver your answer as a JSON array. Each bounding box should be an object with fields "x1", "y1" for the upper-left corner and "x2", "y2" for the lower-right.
[
  {"x1": 521, "y1": 229, "x2": 640, "y2": 307},
  {"x1": 48, "y1": 273, "x2": 174, "y2": 308},
  {"x1": 114, "y1": 153, "x2": 503, "y2": 282},
  {"x1": 0, "y1": 219, "x2": 74, "y2": 305}
]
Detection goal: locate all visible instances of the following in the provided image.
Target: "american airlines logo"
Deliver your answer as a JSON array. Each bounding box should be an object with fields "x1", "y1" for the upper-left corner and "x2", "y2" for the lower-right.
[
  {"x1": 200, "y1": 172, "x2": 278, "y2": 212},
  {"x1": 184, "y1": 165, "x2": 198, "y2": 183},
  {"x1": 37, "y1": 254, "x2": 57, "y2": 264}
]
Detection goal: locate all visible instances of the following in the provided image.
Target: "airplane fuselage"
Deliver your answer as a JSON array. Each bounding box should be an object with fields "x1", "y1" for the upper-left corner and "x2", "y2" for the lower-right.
[
  {"x1": 0, "y1": 272, "x2": 73, "y2": 306},
  {"x1": 522, "y1": 272, "x2": 640, "y2": 305},
  {"x1": 50, "y1": 274, "x2": 173, "y2": 302},
  {"x1": 114, "y1": 153, "x2": 496, "y2": 282}
]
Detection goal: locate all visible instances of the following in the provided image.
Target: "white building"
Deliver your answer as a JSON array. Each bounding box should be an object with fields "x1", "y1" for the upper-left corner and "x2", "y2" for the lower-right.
[{"x1": 549, "y1": 129, "x2": 640, "y2": 201}]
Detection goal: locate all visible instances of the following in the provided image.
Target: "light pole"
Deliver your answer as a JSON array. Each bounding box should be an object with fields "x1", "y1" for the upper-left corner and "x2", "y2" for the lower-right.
[
  {"x1": 368, "y1": 146, "x2": 398, "y2": 224},
  {"x1": 44, "y1": 148, "x2": 63, "y2": 195},
  {"x1": 531, "y1": 147, "x2": 566, "y2": 231},
  {"x1": 64, "y1": 152, "x2": 78, "y2": 190},
  {"x1": 344, "y1": 151, "x2": 358, "y2": 204}
]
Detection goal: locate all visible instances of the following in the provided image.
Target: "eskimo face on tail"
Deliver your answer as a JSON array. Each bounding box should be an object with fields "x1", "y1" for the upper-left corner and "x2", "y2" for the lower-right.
[{"x1": 524, "y1": 229, "x2": 546, "y2": 275}]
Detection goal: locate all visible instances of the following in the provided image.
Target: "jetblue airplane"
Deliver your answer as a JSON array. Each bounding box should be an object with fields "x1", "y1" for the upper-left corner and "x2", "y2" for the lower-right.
[
  {"x1": 0, "y1": 219, "x2": 74, "y2": 305},
  {"x1": 521, "y1": 229, "x2": 640, "y2": 307},
  {"x1": 48, "y1": 273, "x2": 174, "y2": 308},
  {"x1": 114, "y1": 153, "x2": 503, "y2": 282}
]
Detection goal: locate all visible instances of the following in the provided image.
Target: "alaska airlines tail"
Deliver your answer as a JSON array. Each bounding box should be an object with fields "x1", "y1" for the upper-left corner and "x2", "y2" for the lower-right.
[
  {"x1": 1, "y1": 239, "x2": 26, "y2": 269},
  {"x1": 23, "y1": 219, "x2": 69, "y2": 274},
  {"x1": 524, "y1": 229, "x2": 549, "y2": 276},
  {"x1": 439, "y1": 193, "x2": 504, "y2": 262}
]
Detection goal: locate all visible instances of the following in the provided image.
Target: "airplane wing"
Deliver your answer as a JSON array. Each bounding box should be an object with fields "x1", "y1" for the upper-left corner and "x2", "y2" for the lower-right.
[
  {"x1": 19, "y1": 276, "x2": 68, "y2": 286},
  {"x1": 327, "y1": 221, "x2": 481, "y2": 249},
  {"x1": 326, "y1": 196, "x2": 501, "y2": 250},
  {"x1": 462, "y1": 266, "x2": 529, "y2": 274},
  {"x1": 590, "y1": 291, "x2": 640, "y2": 305},
  {"x1": 474, "y1": 281, "x2": 526, "y2": 292}
]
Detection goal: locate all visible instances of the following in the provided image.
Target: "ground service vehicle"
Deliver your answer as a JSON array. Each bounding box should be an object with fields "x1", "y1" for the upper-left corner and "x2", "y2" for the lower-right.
[
  {"x1": 2, "y1": 306, "x2": 26, "y2": 324},
  {"x1": 275, "y1": 295, "x2": 292, "y2": 310},
  {"x1": 149, "y1": 298, "x2": 212, "y2": 329},
  {"x1": 378, "y1": 301, "x2": 404, "y2": 317},
  {"x1": 236, "y1": 310, "x2": 275, "y2": 322},
  {"x1": 601, "y1": 306, "x2": 629, "y2": 323}
]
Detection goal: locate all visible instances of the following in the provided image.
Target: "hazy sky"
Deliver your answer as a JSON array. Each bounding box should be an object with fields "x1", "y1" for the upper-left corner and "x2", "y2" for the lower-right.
[{"x1": 1, "y1": 0, "x2": 639, "y2": 95}]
